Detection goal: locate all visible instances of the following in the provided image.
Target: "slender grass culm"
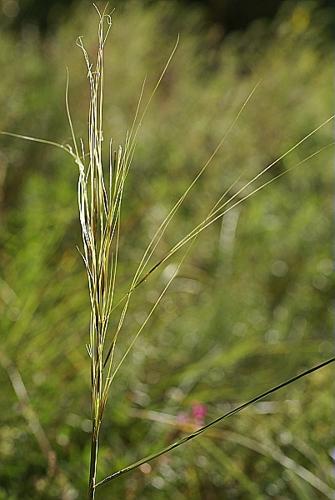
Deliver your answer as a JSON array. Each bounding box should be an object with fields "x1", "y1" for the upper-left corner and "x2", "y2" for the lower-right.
[{"x1": 1, "y1": 5, "x2": 335, "y2": 499}]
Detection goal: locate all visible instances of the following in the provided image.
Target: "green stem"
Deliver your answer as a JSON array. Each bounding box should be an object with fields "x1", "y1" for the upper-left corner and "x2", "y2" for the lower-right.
[{"x1": 88, "y1": 425, "x2": 100, "y2": 499}]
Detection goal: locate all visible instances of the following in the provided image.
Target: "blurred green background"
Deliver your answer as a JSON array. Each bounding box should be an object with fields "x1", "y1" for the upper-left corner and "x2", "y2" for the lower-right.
[{"x1": 0, "y1": 0, "x2": 334, "y2": 498}]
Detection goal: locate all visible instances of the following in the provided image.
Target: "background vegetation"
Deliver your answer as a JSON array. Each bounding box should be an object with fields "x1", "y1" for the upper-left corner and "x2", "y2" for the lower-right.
[{"x1": 0, "y1": 1, "x2": 334, "y2": 498}]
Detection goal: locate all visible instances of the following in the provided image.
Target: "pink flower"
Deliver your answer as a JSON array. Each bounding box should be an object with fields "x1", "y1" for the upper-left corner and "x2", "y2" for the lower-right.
[{"x1": 191, "y1": 403, "x2": 207, "y2": 425}]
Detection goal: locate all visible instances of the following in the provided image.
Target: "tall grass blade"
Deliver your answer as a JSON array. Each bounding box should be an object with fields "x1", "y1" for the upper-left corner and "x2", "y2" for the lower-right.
[{"x1": 95, "y1": 356, "x2": 335, "y2": 488}]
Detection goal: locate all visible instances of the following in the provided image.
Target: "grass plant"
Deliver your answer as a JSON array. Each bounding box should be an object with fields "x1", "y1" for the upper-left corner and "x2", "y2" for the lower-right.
[{"x1": 1, "y1": 4, "x2": 334, "y2": 499}]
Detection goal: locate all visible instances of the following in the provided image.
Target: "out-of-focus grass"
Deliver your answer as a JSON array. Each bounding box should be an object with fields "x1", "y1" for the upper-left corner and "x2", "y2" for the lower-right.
[{"x1": 0, "y1": 1, "x2": 334, "y2": 498}]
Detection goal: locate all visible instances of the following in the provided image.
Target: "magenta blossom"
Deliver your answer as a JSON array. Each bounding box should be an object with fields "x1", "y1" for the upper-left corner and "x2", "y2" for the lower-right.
[{"x1": 191, "y1": 403, "x2": 207, "y2": 426}]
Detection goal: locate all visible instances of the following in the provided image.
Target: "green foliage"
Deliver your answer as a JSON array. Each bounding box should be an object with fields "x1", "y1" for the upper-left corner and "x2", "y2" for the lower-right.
[{"x1": 0, "y1": 1, "x2": 334, "y2": 498}]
